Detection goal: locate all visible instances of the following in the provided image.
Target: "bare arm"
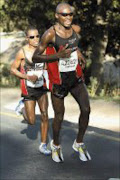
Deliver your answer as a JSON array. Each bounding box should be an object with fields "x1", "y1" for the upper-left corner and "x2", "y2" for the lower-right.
[
  {"x1": 11, "y1": 49, "x2": 28, "y2": 79},
  {"x1": 32, "y1": 28, "x2": 71, "y2": 63},
  {"x1": 72, "y1": 24, "x2": 81, "y2": 34},
  {"x1": 77, "y1": 48, "x2": 86, "y2": 69},
  {"x1": 72, "y1": 24, "x2": 86, "y2": 69},
  {"x1": 11, "y1": 49, "x2": 38, "y2": 82}
]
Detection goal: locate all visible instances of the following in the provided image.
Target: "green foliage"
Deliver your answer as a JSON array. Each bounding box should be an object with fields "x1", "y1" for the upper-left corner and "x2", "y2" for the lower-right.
[
  {"x1": 0, "y1": 63, "x2": 20, "y2": 87},
  {"x1": 1, "y1": 0, "x2": 120, "y2": 56},
  {"x1": 112, "y1": 0, "x2": 120, "y2": 8},
  {"x1": 1, "y1": 0, "x2": 120, "y2": 95},
  {"x1": 71, "y1": 0, "x2": 120, "y2": 56},
  {"x1": 88, "y1": 77, "x2": 99, "y2": 97},
  {"x1": 0, "y1": 0, "x2": 59, "y2": 32},
  {"x1": 88, "y1": 77, "x2": 120, "y2": 97}
]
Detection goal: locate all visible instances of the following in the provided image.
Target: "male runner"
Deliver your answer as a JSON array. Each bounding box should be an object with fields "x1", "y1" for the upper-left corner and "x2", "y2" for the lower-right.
[
  {"x1": 11, "y1": 26, "x2": 51, "y2": 155},
  {"x1": 32, "y1": 3, "x2": 91, "y2": 163}
]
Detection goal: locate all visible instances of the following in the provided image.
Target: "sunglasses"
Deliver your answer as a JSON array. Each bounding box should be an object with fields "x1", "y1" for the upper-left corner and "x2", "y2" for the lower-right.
[
  {"x1": 28, "y1": 35, "x2": 40, "y2": 39},
  {"x1": 57, "y1": 12, "x2": 73, "y2": 17}
]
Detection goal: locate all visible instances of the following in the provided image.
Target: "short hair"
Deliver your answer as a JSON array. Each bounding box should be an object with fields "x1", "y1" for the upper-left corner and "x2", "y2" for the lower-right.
[
  {"x1": 56, "y1": 3, "x2": 73, "y2": 13},
  {"x1": 25, "y1": 26, "x2": 37, "y2": 36}
]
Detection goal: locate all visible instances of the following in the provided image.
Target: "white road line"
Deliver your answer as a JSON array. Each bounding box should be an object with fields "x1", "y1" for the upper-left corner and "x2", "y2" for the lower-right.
[{"x1": 108, "y1": 178, "x2": 120, "y2": 180}]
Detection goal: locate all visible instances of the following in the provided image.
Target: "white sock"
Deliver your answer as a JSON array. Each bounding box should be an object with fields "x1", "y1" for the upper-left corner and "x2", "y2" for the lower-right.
[
  {"x1": 53, "y1": 142, "x2": 60, "y2": 149},
  {"x1": 75, "y1": 140, "x2": 84, "y2": 146},
  {"x1": 40, "y1": 142, "x2": 46, "y2": 146}
]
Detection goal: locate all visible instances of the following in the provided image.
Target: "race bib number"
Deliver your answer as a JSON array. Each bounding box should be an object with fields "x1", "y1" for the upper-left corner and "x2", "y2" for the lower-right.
[
  {"x1": 59, "y1": 51, "x2": 78, "y2": 72},
  {"x1": 26, "y1": 70, "x2": 44, "y2": 88}
]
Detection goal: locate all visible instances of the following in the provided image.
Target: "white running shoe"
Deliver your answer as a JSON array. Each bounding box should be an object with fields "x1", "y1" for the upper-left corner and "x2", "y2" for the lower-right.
[
  {"x1": 50, "y1": 140, "x2": 64, "y2": 163},
  {"x1": 15, "y1": 99, "x2": 24, "y2": 116},
  {"x1": 39, "y1": 143, "x2": 51, "y2": 156},
  {"x1": 72, "y1": 140, "x2": 91, "y2": 161}
]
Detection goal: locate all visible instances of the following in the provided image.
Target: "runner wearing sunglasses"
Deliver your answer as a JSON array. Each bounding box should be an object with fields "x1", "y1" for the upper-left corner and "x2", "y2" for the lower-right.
[
  {"x1": 11, "y1": 26, "x2": 51, "y2": 155},
  {"x1": 32, "y1": 2, "x2": 91, "y2": 163}
]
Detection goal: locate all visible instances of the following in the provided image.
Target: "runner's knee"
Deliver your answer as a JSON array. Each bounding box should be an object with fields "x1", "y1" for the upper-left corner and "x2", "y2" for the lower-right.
[
  {"x1": 27, "y1": 115, "x2": 35, "y2": 125},
  {"x1": 55, "y1": 111, "x2": 64, "y2": 122},
  {"x1": 81, "y1": 106, "x2": 90, "y2": 116},
  {"x1": 41, "y1": 111, "x2": 48, "y2": 121}
]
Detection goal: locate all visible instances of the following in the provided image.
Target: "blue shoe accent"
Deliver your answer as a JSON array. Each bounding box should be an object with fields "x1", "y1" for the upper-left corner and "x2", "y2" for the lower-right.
[{"x1": 39, "y1": 143, "x2": 51, "y2": 156}]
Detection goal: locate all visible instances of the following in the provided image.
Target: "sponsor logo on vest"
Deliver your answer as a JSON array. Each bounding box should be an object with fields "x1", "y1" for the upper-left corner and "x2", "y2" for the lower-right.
[
  {"x1": 35, "y1": 63, "x2": 44, "y2": 70},
  {"x1": 68, "y1": 38, "x2": 76, "y2": 44}
]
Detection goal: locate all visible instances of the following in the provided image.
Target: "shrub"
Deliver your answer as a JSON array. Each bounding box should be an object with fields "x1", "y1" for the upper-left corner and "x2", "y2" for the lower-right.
[
  {"x1": 0, "y1": 63, "x2": 20, "y2": 87},
  {"x1": 87, "y1": 77, "x2": 120, "y2": 97}
]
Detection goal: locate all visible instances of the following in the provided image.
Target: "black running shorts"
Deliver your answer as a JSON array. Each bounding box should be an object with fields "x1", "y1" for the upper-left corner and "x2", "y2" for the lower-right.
[
  {"x1": 52, "y1": 71, "x2": 83, "y2": 99},
  {"x1": 22, "y1": 86, "x2": 48, "y2": 101}
]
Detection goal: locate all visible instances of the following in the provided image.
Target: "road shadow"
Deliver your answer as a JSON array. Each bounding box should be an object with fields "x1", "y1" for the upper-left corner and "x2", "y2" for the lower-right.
[
  {"x1": 20, "y1": 115, "x2": 53, "y2": 142},
  {"x1": 1, "y1": 115, "x2": 119, "y2": 180},
  {"x1": 20, "y1": 114, "x2": 119, "y2": 145}
]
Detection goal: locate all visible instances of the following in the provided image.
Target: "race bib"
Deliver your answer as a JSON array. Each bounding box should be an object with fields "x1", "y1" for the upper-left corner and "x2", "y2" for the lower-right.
[
  {"x1": 26, "y1": 70, "x2": 44, "y2": 88},
  {"x1": 59, "y1": 51, "x2": 78, "y2": 72}
]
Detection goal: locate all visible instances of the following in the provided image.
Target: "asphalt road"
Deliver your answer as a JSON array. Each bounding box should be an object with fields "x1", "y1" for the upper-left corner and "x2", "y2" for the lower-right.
[{"x1": 0, "y1": 88, "x2": 120, "y2": 180}]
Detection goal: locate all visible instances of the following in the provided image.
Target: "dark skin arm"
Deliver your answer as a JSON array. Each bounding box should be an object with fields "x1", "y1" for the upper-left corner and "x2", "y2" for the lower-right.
[
  {"x1": 72, "y1": 25, "x2": 86, "y2": 69},
  {"x1": 32, "y1": 28, "x2": 71, "y2": 63},
  {"x1": 77, "y1": 48, "x2": 86, "y2": 69}
]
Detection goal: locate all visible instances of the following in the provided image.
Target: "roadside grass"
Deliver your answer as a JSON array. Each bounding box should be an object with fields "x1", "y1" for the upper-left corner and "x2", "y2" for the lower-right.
[
  {"x1": 1, "y1": 85, "x2": 119, "y2": 104},
  {"x1": 90, "y1": 95, "x2": 120, "y2": 104}
]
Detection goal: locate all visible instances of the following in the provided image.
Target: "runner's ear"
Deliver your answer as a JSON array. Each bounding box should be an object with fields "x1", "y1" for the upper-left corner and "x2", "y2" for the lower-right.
[
  {"x1": 26, "y1": 37, "x2": 28, "y2": 42},
  {"x1": 55, "y1": 13, "x2": 59, "y2": 19}
]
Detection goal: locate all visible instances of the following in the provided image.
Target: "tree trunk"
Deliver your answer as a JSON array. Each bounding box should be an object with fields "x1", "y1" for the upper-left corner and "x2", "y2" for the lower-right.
[
  {"x1": 90, "y1": 0, "x2": 108, "y2": 94},
  {"x1": 91, "y1": 25, "x2": 108, "y2": 80}
]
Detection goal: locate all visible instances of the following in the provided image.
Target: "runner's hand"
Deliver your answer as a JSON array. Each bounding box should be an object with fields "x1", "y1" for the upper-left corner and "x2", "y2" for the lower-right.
[
  {"x1": 79, "y1": 60, "x2": 86, "y2": 69},
  {"x1": 77, "y1": 49, "x2": 86, "y2": 69},
  {"x1": 58, "y1": 44, "x2": 72, "y2": 58},
  {"x1": 27, "y1": 75, "x2": 38, "y2": 83}
]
